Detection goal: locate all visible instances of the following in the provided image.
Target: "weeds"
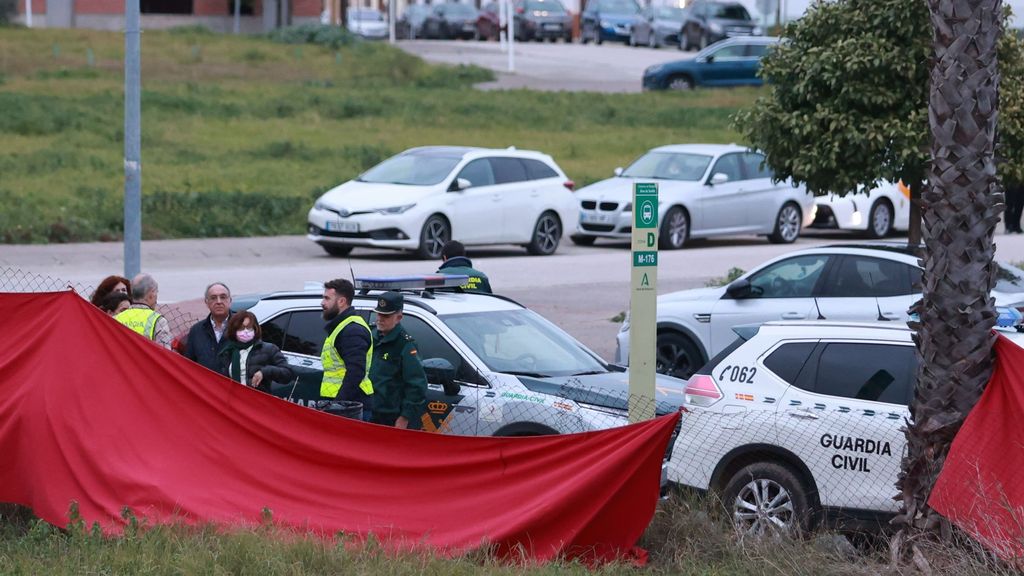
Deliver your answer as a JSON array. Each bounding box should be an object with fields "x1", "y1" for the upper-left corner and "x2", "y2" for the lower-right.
[{"x1": 705, "y1": 267, "x2": 746, "y2": 287}]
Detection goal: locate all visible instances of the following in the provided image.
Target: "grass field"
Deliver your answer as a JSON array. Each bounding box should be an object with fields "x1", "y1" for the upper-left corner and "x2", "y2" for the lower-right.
[{"x1": 0, "y1": 25, "x2": 759, "y2": 243}]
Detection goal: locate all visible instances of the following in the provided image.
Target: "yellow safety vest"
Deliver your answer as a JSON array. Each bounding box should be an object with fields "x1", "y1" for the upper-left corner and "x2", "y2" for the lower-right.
[
  {"x1": 320, "y1": 314, "x2": 374, "y2": 398},
  {"x1": 115, "y1": 308, "x2": 162, "y2": 340}
]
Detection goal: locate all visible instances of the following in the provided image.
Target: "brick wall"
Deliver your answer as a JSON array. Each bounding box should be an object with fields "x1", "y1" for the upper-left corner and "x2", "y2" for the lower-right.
[
  {"x1": 76, "y1": 0, "x2": 121, "y2": 14},
  {"x1": 18, "y1": 0, "x2": 48, "y2": 14},
  {"x1": 193, "y1": 0, "x2": 222, "y2": 15},
  {"x1": 292, "y1": 0, "x2": 319, "y2": 18}
]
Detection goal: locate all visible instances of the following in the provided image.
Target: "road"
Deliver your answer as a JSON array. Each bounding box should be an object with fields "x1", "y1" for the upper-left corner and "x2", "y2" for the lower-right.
[
  {"x1": 396, "y1": 39, "x2": 692, "y2": 92},
  {"x1": 6, "y1": 232, "x2": 1024, "y2": 360}
]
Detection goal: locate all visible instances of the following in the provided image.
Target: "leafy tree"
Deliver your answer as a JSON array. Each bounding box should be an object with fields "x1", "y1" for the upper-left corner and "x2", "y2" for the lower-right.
[{"x1": 735, "y1": 0, "x2": 1024, "y2": 243}]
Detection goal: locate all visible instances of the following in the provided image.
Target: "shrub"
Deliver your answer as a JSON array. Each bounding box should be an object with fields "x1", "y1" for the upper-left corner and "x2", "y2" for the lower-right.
[
  {"x1": 267, "y1": 24, "x2": 359, "y2": 49},
  {"x1": 0, "y1": 0, "x2": 16, "y2": 25}
]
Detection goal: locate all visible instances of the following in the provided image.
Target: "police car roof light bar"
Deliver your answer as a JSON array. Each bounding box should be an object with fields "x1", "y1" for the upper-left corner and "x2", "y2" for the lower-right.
[{"x1": 354, "y1": 275, "x2": 470, "y2": 293}]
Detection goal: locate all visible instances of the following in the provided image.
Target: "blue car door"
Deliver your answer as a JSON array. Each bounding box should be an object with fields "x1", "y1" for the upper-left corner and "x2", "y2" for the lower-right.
[{"x1": 699, "y1": 42, "x2": 750, "y2": 86}]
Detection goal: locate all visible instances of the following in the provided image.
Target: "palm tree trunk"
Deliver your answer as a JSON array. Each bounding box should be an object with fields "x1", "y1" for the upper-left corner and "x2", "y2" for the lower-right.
[{"x1": 895, "y1": 0, "x2": 1003, "y2": 541}]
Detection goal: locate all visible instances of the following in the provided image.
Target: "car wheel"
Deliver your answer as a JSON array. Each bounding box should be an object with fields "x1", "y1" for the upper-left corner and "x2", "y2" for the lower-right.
[
  {"x1": 659, "y1": 206, "x2": 689, "y2": 249},
  {"x1": 866, "y1": 200, "x2": 894, "y2": 238},
  {"x1": 666, "y1": 74, "x2": 693, "y2": 90},
  {"x1": 768, "y1": 202, "x2": 801, "y2": 244},
  {"x1": 321, "y1": 244, "x2": 353, "y2": 257},
  {"x1": 416, "y1": 215, "x2": 450, "y2": 259},
  {"x1": 721, "y1": 462, "x2": 816, "y2": 538},
  {"x1": 526, "y1": 211, "x2": 562, "y2": 255},
  {"x1": 629, "y1": 31, "x2": 637, "y2": 46},
  {"x1": 564, "y1": 33, "x2": 573, "y2": 42},
  {"x1": 570, "y1": 234, "x2": 596, "y2": 246},
  {"x1": 655, "y1": 331, "x2": 702, "y2": 379}
]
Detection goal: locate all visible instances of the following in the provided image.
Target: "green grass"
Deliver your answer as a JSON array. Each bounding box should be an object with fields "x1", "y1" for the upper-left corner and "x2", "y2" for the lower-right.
[{"x1": 0, "y1": 27, "x2": 759, "y2": 243}]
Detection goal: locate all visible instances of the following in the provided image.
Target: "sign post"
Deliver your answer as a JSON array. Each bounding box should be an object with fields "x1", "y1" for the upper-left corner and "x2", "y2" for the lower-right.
[{"x1": 628, "y1": 183, "x2": 658, "y2": 423}]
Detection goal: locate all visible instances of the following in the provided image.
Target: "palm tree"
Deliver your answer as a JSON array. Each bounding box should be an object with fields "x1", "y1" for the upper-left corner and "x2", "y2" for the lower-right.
[{"x1": 895, "y1": 0, "x2": 1003, "y2": 545}]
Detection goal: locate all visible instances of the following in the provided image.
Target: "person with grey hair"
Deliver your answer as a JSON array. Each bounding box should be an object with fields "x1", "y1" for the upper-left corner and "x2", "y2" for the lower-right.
[
  {"x1": 115, "y1": 273, "x2": 172, "y2": 349},
  {"x1": 183, "y1": 282, "x2": 234, "y2": 371}
]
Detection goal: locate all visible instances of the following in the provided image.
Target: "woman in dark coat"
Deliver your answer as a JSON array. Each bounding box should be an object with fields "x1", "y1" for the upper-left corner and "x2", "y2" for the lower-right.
[{"x1": 218, "y1": 311, "x2": 294, "y2": 392}]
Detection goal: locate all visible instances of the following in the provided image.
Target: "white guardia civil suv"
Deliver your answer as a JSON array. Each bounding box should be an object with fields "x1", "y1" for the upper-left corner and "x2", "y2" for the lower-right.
[
  {"x1": 571, "y1": 144, "x2": 816, "y2": 249},
  {"x1": 307, "y1": 146, "x2": 579, "y2": 259}
]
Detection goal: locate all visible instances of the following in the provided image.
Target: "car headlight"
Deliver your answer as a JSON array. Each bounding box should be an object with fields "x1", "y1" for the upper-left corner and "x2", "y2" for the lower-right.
[
  {"x1": 374, "y1": 204, "x2": 417, "y2": 215},
  {"x1": 709, "y1": 22, "x2": 722, "y2": 33},
  {"x1": 753, "y1": 25, "x2": 763, "y2": 34},
  {"x1": 600, "y1": 19, "x2": 611, "y2": 27},
  {"x1": 314, "y1": 200, "x2": 326, "y2": 211}
]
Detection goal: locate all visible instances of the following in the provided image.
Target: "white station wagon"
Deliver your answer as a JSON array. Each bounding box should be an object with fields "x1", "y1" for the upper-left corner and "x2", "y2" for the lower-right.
[{"x1": 572, "y1": 144, "x2": 815, "y2": 249}]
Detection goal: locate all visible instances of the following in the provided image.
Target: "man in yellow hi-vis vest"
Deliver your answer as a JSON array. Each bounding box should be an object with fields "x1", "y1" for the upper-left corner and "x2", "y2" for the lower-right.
[
  {"x1": 320, "y1": 278, "x2": 374, "y2": 421},
  {"x1": 115, "y1": 273, "x2": 172, "y2": 349}
]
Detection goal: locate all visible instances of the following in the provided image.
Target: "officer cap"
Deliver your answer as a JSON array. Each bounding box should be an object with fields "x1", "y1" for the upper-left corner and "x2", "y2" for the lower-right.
[{"x1": 374, "y1": 291, "x2": 404, "y2": 315}]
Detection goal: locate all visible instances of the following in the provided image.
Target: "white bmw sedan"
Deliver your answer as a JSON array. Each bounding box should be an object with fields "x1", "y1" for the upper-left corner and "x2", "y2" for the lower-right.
[
  {"x1": 307, "y1": 146, "x2": 579, "y2": 259},
  {"x1": 571, "y1": 144, "x2": 815, "y2": 249}
]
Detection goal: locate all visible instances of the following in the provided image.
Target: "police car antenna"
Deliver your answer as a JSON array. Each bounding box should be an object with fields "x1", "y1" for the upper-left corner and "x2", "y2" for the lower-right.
[
  {"x1": 867, "y1": 272, "x2": 891, "y2": 321},
  {"x1": 348, "y1": 257, "x2": 356, "y2": 286},
  {"x1": 813, "y1": 297, "x2": 826, "y2": 320}
]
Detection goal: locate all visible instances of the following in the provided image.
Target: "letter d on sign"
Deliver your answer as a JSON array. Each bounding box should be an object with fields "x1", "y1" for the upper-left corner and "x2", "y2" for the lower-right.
[{"x1": 647, "y1": 232, "x2": 655, "y2": 247}]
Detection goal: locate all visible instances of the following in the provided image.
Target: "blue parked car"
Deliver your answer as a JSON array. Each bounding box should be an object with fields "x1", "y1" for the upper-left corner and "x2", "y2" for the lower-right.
[
  {"x1": 642, "y1": 36, "x2": 778, "y2": 90},
  {"x1": 580, "y1": 0, "x2": 641, "y2": 44}
]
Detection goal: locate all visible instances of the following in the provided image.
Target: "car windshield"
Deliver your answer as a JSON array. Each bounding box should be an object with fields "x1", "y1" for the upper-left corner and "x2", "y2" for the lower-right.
[
  {"x1": 441, "y1": 309, "x2": 607, "y2": 377},
  {"x1": 445, "y1": 3, "x2": 478, "y2": 16},
  {"x1": 527, "y1": 0, "x2": 565, "y2": 11},
  {"x1": 995, "y1": 261, "x2": 1024, "y2": 294},
  {"x1": 622, "y1": 152, "x2": 712, "y2": 181},
  {"x1": 709, "y1": 2, "x2": 750, "y2": 19},
  {"x1": 654, "y1": 6, "x2": 685, "y2": 20},
  {"x1": 351, "y1": 9, "x2": 383, "y2": 20},
  {"x1": 357, "y1": 153, "x2": 463, "y2": 186},
  {"x1": 600, "y1": 0, "x2": 639, "y2": 13}
]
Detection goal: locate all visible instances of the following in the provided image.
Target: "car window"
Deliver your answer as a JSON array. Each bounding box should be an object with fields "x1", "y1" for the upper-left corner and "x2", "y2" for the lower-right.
[
  {"x1": 710, "y1": 153, "x2": 744, "y2": 182},
  {"x1": 445, "y1": 2, "x2": 477, "y2": 16},
  {"x1": 812, "y1": 343, "x2": 916, "y2": 405},
  {"x1": 358, "y1": 153, "x2": 462, "y2": 186},
  {"x1": 708, "y1": 44, "x2": 746, "y2": 60},
  {"x1": 526, "y1": 0, "x2": 565, "y2": 11},
  {"x1": 741, "y1": 152, "x2": 773, "y2": 179},
  {"x1": 522, "y1": 159, "x2": 559, "y2": 180},
  {"x1": 709, "y1": 2, "x2": 750, "y2": 20},
  {"x1": 260, "y1": 313, "x2": 289, "y2": 349},
  {"x1": 655, "y1": 6, "x2": 685, "y2": 20},
  {"x1": 747, "y1": 255, "x2": 829, "y2": 298},
  {"x1": 599, "y1": 0, "x2": 639, "y2": 12},
  {"x1": 909, "y1": 266, "x2": 923, "y2": 292},
  {"x1": 746, "y1": 43, "x2": 770, "y2": 57},
  {"x1": 763, "y1": 342, "x2": 816, "y2": 385},
  {"x1": 376, "y1": 314, "x2": 480, "y2": 384},
  {"x1": 828, "y1": 256, "x2": 910, "y2": 297},
  {"x1": 623, "y1": 151, "x2": 712, "y2": 181},
  {"x1": 433, "y1": 5, "x2": 445, "y2": 15},
  {"x1": 280, "y1": 310, "x2": 327, "y2": 357},
  {"x1": 488, "y1": 157, "x2": 529, "y2": 184},
  {"x1": 995, "y1": 261, "x2": 1024, "y2": 294},
  {"x1": 456, "y1": 159, "x2": 496, "y2": 188}
]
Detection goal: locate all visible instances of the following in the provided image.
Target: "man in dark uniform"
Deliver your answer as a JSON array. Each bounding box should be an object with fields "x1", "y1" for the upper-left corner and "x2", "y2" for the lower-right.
[
  {"x1": 437, "y1": 240, "x2": 493, "y2": 293},
  {"x1": 369, "y1": 292, "x2": 427, "y2": 429}
]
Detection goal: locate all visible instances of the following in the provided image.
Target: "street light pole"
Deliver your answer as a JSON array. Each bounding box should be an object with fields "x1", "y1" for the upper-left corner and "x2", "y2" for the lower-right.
[
  {"x1": 123, "y1": 0, "x2": 142, "y2": 279},
  {"x1": 507, "y1": 0, "x2": 514, "y2": 72}
]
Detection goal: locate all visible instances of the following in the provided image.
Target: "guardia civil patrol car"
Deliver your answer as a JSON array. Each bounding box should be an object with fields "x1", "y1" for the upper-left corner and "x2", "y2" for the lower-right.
[
  {"x1": 234, "y1": 276, "x2": 686, "y2": 478},
  {"x1": 670, "y1": 319, "x2": 1021, "y2": 536}
]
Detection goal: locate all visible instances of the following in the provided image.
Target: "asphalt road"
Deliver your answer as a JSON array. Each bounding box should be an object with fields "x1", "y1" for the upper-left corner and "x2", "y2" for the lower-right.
[
  {"x1": 6, "y1": 231, "x2": 1024, "y2": 360},
  {"x1": 396, "y1": 39, "x2": 693, "y2": 92}
]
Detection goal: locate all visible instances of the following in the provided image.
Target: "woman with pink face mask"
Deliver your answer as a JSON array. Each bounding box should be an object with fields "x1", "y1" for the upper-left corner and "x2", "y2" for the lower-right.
[{"x1": 218, "y1": 311, "x2": 293, "y2": 391}]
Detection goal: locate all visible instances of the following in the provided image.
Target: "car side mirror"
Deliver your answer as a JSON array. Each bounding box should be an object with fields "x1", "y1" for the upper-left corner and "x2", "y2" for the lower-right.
[
  {"x1": 705, "y1": 54, "x2": 715, "y2": 63},
  {"x1": 422, "y1": 357, "x2": 460, "y2": 396},
  {"x1": 725, "y1": 278, "x2": 752, "y2": 299},
  {"x1": 449, "y1": 177, "x2": 472, "y2": 192},
  {"x1": 709, "y1": 172, "x2": 729, "y2": 185},
  {"x1": 614, "y1": 167, "x2": 624, "y2": 177}
]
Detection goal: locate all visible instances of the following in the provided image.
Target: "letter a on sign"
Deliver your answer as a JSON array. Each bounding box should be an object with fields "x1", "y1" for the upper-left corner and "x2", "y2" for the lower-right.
[{"x1": 629, "y1": 182, "x2": 658, "y2": 423}]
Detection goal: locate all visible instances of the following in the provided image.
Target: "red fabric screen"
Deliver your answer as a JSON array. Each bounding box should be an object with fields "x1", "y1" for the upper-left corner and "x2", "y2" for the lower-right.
[
  {"x1": 0, "y1": 292, "x2": 678, "y2": 563},
  {"x1": 930, "y1": 334, "x2": 1024, "y2": 559}
]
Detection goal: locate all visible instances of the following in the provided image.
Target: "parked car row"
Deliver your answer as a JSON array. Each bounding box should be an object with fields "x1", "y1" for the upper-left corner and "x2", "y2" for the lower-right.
[{"x1": 306, "y1": 143, "x2": 820, "y2": 259}]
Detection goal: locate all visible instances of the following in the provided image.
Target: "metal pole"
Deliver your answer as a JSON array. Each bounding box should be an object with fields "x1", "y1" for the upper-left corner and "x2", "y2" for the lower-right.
[
  {"x1": 123, "y1": 0, "x2": 142, "y2": 279},
  {"x1": 389, "y1": 0, "x2": 396, "y2": 42},
  {"x1": 498, "y1": 0, "x2": 506, "y2": 50},
  {"x1": 26, "y1": 0, "x2": 33, "y2": 27},
  {"x1": 234, "y1": 0, "x2": 241, "y2": 33},
  {"x1": 507, "y1": 0, "x2": 514, "y2": 72}
]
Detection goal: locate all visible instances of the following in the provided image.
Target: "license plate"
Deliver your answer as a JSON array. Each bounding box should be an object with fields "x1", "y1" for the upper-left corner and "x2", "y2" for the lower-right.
[
  {"x1": 543, "y1": 23, "x2": 560, "y2": 30},
  {"x1": 325, "y1": 220, "x2": 358, "y2": 233},
  {"x1": 580, "y1": 212, "x2": 611, "y2": 224}
]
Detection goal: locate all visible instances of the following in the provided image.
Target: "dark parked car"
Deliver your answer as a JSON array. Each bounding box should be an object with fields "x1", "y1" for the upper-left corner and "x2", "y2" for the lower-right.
[
  {"x1": 514, "y1": 0, "x2": 572, "y2": 42},
  {"x1": 580, "y1": 0, "x2": 641, "y2": 44},
  {"x1": 679, "y1": 0, "x2": 762, "y2": 51},
  {"x1": 422, "y1": 1, "x2": 480, "y2": 39},
  {"x1": 642, "y1": 36, "x2": 778, "y2": 90},
  {"x1": 629, "y1": 5, "x2": 686, "y2": 48},
  {"x1": 397, "y1": 4, "x2": 430, "y2": 39},
  {"x1": 476, "y1": 1, "x2": 501, "y2": 40}
]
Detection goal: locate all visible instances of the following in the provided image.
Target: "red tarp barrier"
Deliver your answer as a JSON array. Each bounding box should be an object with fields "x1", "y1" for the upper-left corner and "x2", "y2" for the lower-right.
[
  {"x1": 930, "y1": 334, "x2": 1024, "y2": 559},
  {"x1": 0, "y1": 292, "x2": 678, "y2": 563}
]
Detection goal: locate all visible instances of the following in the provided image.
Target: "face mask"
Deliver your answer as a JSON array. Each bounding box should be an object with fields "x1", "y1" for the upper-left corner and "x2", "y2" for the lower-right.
[{"x1": 237, "y1": 329, "x2": 255, "y2": 343}]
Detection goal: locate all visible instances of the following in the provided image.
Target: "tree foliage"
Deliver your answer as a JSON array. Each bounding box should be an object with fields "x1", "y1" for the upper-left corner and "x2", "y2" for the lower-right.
[{"x1": 735, "y1": 0, "x2": 1024, "y2": 195}]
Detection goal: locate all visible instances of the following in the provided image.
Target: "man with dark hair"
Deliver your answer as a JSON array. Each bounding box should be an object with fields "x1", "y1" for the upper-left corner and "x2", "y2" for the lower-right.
[
  {"x1": 437, "y1": 240, "x2": 492, "y2": 293},
  {"x1": 183, "y1": 282, "x2": 233, "y2": 371},
  {"x1": 320, "y1": 278, "x2": 374, "y2": 420}
]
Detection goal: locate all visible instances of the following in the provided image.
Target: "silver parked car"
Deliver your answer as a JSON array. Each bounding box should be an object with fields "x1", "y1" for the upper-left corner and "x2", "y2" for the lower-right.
[{"x1": 629, "y1": 5, "x2": 687, "y2": 48}]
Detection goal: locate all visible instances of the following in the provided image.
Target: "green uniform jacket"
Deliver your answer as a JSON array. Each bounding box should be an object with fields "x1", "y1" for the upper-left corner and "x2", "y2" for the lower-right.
[
  {"x1": 438, "y1": 258, "x2": 493, "y2": 293},
  {"x1": 369, "y1": 324, "x2": 428, "y2": 422}
]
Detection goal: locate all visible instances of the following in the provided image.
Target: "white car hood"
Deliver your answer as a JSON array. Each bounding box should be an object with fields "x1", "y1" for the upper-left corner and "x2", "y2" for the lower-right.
[
  {"x1": 575, "y1": 177, "x2": 637, "y2": 202},
  {"x1": 318, "y1": 180, "x2": 438, "y2": 211},
  {"x1": 658, "y1": 286, "x2": 724, "y2": 304}
]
